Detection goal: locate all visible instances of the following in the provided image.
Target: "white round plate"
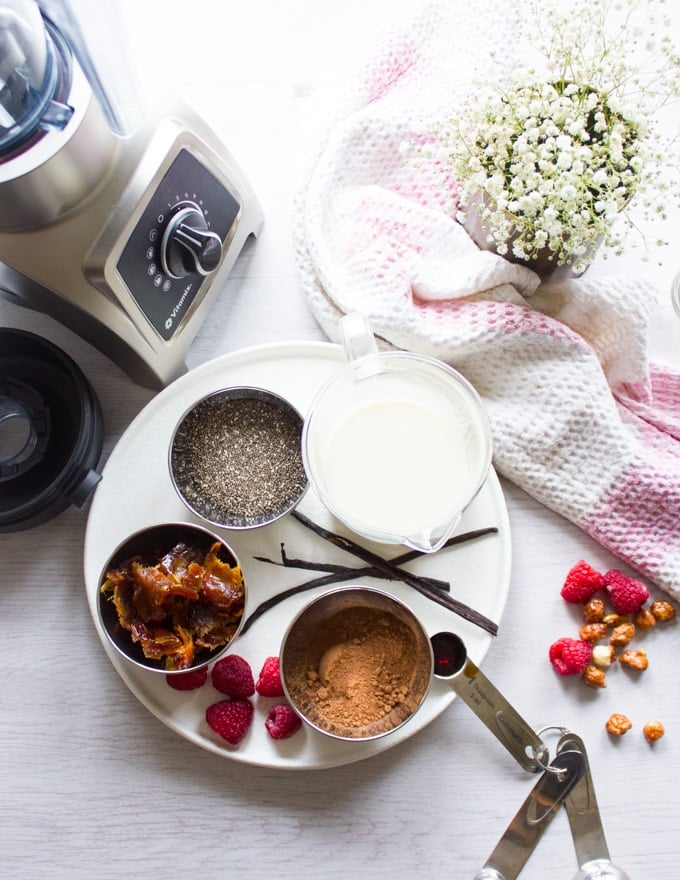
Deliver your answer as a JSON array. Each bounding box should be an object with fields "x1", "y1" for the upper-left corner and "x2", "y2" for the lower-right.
[{"x1": 84, "y1": 340, "x2": 511, "y2": 769}]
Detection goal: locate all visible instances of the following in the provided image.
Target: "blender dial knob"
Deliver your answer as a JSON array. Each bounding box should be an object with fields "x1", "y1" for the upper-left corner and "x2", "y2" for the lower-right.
[{"x1": 160, "y1": 203, "x2": 223, "y2": 279}]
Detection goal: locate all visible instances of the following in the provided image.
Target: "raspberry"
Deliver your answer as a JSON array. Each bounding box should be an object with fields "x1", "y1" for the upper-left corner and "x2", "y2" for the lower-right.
[
  {"x1": 604, "y1": 569, "x2": 650, "y2": 615},
  {"x1": 165, "y1": 666, "x2": 208, "y2": 691},
  {"x1": 256, "y1": 656, "x2": 285, "y2": 697},
  {"x1": 265, "y1": 704, "x2": 302, "y2": 740},
  {"x1": 205, "y1": 699, "x2": 254, "y2": 745},
  {"x1": 549, "y1": 637, "x2": 593, "y2": 676},
  {"x1": 560, "y1": 560, "x2": 605, "y2": 603},
  {"x1": 211, "y1": 654, "x2": 255, "y2": 698}
]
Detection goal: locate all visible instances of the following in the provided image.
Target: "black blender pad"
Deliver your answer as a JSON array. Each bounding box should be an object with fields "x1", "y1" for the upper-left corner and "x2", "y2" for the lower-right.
[{"x1": 0, "y1": 328, "x2": 103, "y2": 531}]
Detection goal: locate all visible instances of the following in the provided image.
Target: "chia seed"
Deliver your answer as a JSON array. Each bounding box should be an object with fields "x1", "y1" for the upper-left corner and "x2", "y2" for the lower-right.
[{"x1": 171, "y1": 389, "x2": 307, "y2": 528}]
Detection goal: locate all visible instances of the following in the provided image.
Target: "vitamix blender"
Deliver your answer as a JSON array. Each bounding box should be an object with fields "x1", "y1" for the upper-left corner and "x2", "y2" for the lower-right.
[
  {"x1": 0, "y1": 0, "x2": 263, "y2": 530},
  {"x1": 0, "y1": 0, "x2": 263, "y2": 389}
]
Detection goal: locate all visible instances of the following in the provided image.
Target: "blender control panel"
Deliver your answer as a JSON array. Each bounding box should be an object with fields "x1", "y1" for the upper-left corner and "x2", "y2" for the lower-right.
[{"x1": 116, "y1": 148, "x2": 241, "y2": 340}]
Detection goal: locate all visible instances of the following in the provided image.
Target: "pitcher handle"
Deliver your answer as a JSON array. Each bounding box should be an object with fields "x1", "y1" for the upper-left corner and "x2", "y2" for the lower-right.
[{"x1": 339, "y1": 312, "x2": 378, "y2": 361}]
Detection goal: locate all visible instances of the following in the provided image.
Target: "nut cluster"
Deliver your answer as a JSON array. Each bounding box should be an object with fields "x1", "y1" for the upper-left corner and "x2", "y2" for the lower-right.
[
  {"x1": 605, "y1": 715, "x2": 666, "y2": 743},
  {"x1": 605, "y1": 713, "x2": 633, "y2": 736},
  {"x1": 578, "y1": 597, "x2": 674, "y2": 688},
  {"x1": 553, "y1": 561, "x2": 676, "y2": 743}
]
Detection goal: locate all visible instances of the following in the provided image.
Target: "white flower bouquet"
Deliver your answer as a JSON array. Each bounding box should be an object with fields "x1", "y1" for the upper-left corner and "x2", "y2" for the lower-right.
[{"x1": 410, "y1": 0, "x2": 680, "y2": 272}]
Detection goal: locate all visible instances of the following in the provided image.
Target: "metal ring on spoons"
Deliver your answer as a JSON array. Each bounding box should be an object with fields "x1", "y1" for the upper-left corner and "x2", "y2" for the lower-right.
[{"x1": 533, "y1": 725, "x2": 572, "y2": 776}]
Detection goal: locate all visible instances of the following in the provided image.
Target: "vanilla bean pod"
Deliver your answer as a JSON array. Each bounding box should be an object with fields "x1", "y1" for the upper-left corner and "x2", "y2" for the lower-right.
[
  {"x1": 253, "y1": 546, "x2": 351, "y2": 574},
  {"x1": 241, "y1": 516, "x2": 499, "y2": 635},
  {"x1": 291, "y1": 511, "x2": 498, "y2": 635},
  {"x1": 240, "y1": 571, "x2": 356, "y2": 634},
  {"x1": 254, "y1": 544, "x2": 452, "y2": 592},
  {"x1": 243, "y1": 546, "x2": 450, "y2": 635}
]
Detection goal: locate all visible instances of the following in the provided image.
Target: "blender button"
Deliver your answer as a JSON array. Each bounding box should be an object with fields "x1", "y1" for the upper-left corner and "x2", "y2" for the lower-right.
[
  {"x1": 149, "y1": 229, "x2": 158, "y2": 242},
  {"x1": 154, "y1": 275, "x2": 163, "y2": 287},
  {"x1": 147, "y1": 263, "x2": 157, "y2": 276}
]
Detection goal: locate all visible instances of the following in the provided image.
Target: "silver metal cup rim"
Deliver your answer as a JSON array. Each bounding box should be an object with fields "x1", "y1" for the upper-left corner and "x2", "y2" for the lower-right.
[{"x1": 169, "y1": 385, "x2": 308, "y2": 530}]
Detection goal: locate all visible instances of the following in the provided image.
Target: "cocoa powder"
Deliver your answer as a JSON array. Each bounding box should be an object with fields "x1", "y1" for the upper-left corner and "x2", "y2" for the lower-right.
[{"x1": 285, "y1": 605, "x2": 424, "y2": 735}]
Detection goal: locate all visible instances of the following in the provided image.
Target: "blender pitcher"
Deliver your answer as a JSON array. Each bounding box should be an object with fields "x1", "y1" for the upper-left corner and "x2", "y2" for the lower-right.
[
  {"x1": 0, "y1": 0, "x2": 138, "y2": 225},
  {"x1": 0, "y1": 0, "x2": 70, "y2": 154},
  {"x1": 0, "y1": 0, "x2": 141, "y2": 153}
]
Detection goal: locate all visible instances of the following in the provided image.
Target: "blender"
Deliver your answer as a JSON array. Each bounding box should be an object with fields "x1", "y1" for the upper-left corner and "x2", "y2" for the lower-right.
[
  {"x1": 0, "y1": 0, "x2": 263, "y2": 531},
  {"x1": 0, "y1": 0, "x2": 263, "y2": 389}
]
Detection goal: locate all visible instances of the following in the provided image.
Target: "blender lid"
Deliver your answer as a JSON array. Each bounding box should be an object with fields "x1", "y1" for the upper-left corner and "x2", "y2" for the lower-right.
[{"x1": 0, "y1": 327, "x2": 103, "y2": 531}]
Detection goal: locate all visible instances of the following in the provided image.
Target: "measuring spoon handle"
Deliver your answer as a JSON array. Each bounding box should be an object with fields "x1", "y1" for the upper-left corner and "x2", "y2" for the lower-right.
[
  {"x1": 474, "y1": 749, "x2": 585, "y2": 880},
  {"x1": 557, "y1": 732, "x2": 632, "y2": 880},
  {"x1": 558, "y1": 732, "x2": 610, "y2": 863},
  {"x1": 431, "y1": 632, "x2": 548, "y2": 772},
  {"x1": 455, "y1": 656, "x2": 548, "y2": 772}
]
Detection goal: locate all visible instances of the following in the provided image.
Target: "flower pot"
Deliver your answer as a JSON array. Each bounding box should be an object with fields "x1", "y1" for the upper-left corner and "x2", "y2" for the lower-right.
[{"x1": 461, "y1": 193, "x2": 599, "y2": 283}]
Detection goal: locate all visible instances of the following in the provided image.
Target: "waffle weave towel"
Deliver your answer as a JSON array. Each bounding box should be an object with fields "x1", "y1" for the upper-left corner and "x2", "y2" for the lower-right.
[{"x1": 293, "y1": 0, "x2": 680, "y2": 597}]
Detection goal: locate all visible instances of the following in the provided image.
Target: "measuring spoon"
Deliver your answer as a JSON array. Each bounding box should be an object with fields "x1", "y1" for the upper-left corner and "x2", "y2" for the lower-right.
[
  {"x1": 557, "y1": 731, "x2": 632, "y2": 880},
  {"x1": 473, "y1": 748, "x2": 585, "y2": 880},
  {"x1": 431, "y1": 631, "x2": 548, "y2": 772}
]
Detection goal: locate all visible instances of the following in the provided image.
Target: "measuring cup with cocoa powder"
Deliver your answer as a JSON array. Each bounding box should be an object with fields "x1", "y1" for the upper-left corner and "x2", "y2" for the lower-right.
[
  {"x1": 281, "y1": 588, "x2": 550, "y2": 769},
  {"x1": 280, "y1": 586, "x2": 433, "y2": 741}
]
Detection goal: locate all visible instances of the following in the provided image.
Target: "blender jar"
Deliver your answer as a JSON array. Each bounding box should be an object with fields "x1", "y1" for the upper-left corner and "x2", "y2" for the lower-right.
[
  {"x1": 0, "y1": 0, "x2": 143, "y2": 163},
  {"x1": 0, "y1": 0, "x2": 71, "y2": 156}
]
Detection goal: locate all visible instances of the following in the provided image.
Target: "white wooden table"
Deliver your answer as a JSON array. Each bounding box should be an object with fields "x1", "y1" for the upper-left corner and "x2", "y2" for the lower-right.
[{"x1": 1, "y1": 2, "x2": 678, "y2": 877}]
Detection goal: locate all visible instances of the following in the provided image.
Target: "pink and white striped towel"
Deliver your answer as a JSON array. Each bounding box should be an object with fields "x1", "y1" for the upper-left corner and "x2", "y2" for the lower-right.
[{"x1": 293, "y1": 0, "x2": 680, "y2": 597}]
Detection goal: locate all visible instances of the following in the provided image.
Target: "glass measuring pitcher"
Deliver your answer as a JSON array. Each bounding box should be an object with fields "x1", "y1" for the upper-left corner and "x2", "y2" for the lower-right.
[{"x1": 302, "y1": 314, "x2": 493, "y2": 553}]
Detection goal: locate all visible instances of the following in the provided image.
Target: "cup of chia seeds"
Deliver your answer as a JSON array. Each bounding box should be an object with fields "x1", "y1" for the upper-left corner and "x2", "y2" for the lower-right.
[{"x1": 169, "y1": 386, "x2": 308, "y2": 529}]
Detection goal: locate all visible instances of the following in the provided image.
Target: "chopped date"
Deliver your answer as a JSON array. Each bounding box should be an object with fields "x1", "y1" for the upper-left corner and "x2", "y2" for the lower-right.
[{"x1": 101, "y1": 541, "x2": 245, "y2": 671}]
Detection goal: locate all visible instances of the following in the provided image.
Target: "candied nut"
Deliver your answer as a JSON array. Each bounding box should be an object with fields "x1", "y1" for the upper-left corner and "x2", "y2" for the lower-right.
[
  {"x1": 619, "y1": 648, "x2": 649, "y2": 671},
  {"x1": 610, "y1": 622, "x2": 635, "y2": 647},
  {"x1": 583, "y1": 597, "x2": 606, "y2": 623},
  {"x1": 606, "y1": 713, "x2": 632, "y2": 736},
  {"x1": 579, "y1": 622, "x2": 608, "y2": 643},
  {"x1": 592, "y1": 645, "x2": 615, "y2": 668},
  {"x1": 634, "y1": 607, "x2": 656, "y2": 631},
  {"x1": 643, "y1": 721, "x2": 665, "y2": 743},
  {"x1": 602, "y1": 612, "x2": 629, "y2": 628},
  {"x1": 650, "y1": 600, "x2": 676, "y2": 622},
  {"x1": 584, "y1": 664, "x2": 607, "y2": 688}
]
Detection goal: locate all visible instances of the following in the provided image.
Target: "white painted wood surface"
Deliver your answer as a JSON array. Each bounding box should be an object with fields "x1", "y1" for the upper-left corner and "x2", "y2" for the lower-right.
[{"x1": 1, "y1": 2, "x2": 678, "y2": 877}]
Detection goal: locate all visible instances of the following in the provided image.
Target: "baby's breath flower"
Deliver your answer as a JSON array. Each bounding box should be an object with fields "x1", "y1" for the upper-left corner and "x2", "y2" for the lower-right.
[{"x1": 403, "y1": 0, "x2": 680, "y2": 267}]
